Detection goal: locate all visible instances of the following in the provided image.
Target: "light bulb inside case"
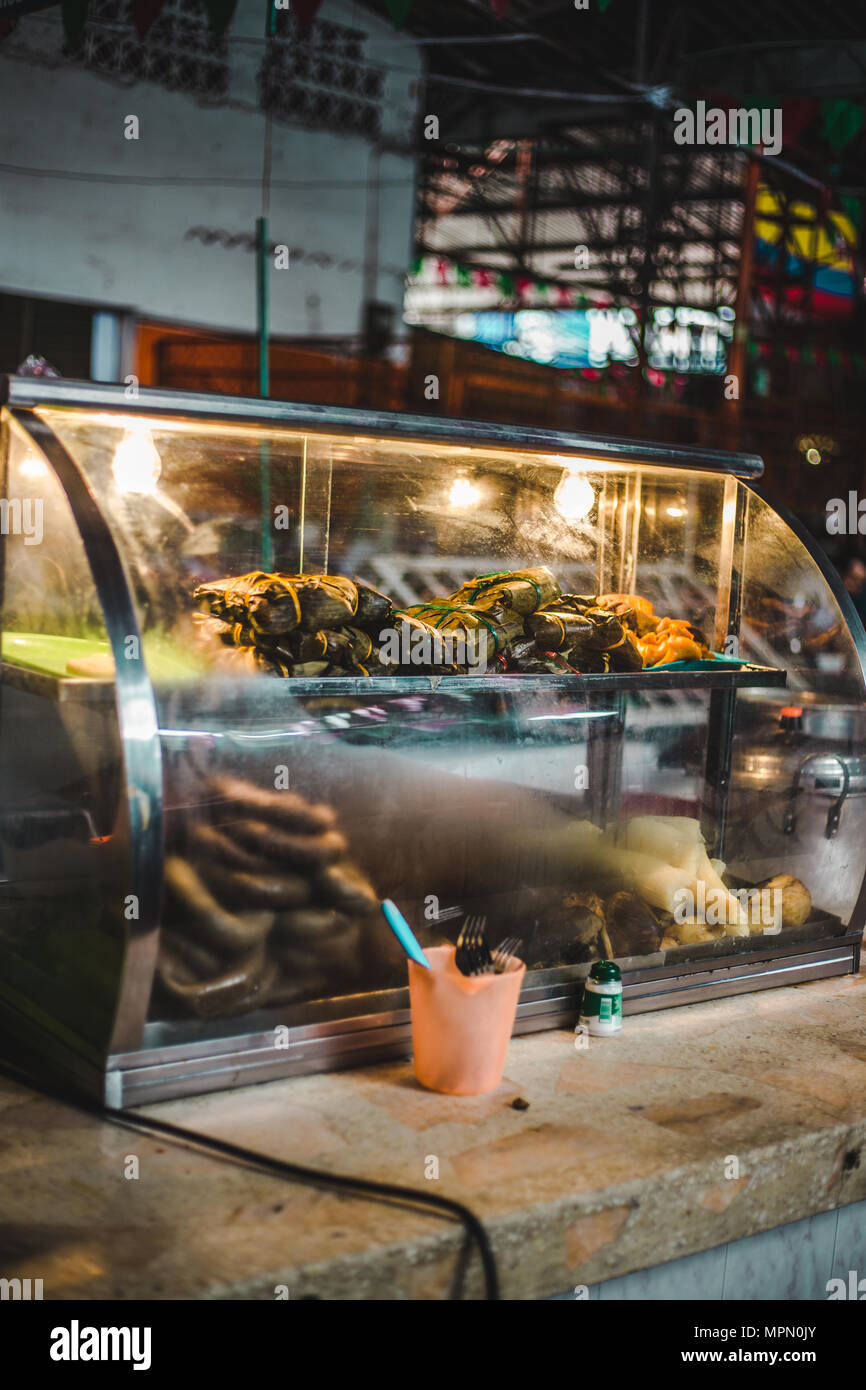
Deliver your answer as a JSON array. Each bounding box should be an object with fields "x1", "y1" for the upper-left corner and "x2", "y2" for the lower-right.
[
  {"x1": 554, "y1": 468, "x2": 595, "y2": 520},
  {"x1": 112, "y1": 430, "x2": 162, "y2": 494},
  {"x1": 449, "y1": 474, "x2": 481, "y2": 508}
]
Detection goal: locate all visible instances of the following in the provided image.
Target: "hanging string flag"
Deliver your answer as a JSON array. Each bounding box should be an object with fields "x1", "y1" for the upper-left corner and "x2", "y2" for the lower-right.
[
  {"x1": 491, "y1": 0, "x2": 509, "y2": 17},
  {"x1": 822, "y1": 99, "x2": 864, "y2": 152},
  {"x1": 386, "y1": 0, "x2": 415, "y2": 27},
  {"x1": 292, "y1": 0, "x2": 325, "y2": 29}
]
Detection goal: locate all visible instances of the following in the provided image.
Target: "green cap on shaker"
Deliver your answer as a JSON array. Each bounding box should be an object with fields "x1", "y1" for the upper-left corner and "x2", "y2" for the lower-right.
[{"x1": 589, "y1": 960, "x2": 621, "y2": 984}]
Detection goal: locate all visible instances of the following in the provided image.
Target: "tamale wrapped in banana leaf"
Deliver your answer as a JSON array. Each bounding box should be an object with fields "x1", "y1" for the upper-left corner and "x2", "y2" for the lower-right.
[
  {"x1": 229, "y1": 622, "x2": 259, "y2": 648},
  {"x1": 193, "y1": 572, "x2": 264, "y2": 624},
  {"x1": 299, "y1": 629, "x2": 356, "y2": 664},
  {"x1": 527, "y1": 599, "x2": 628, "y2": 663},
  {"x1": 255, "y1": 630, "x2": 302, "y2": 664},
  {"x1": 557, "y1": 593, "x2": 599, "y2": 613},
  {"x1": 605, "y1": 629, "x2": 644, "y2": 671},
  {"x1": 580, "y1": 607, "x2": 625, "y2": 649},
  {"x1": 594, "y1": 597, "x2": 637, "y2": 630},
  {"x1": 194, "y1": 572, "x2": 303, "y2": 635},
  {"x1": 342, "y1": 626, "x2": 374, "y2": 662},
  {"x1": 401, "y1": 601, "x2": 492, "y2": 666},
  {"x1": 376, "y1": 613, "x2": 455, "y2": 672},
  {"x1": 292, "y1": 575, "x2": 358, "y2": 631},
  {"x1": 567, "y1": 649, "x2": 610, "y2": 673},
  {"x1": 362, "y1": 648, "x2": 393, "y2": 675},
  {"x1": 451, "y1": 565, "x2": 560, "y2": 615},
  {"x1": 190, "y1": 564, "x2": 648, "y2": 681},
  {"x1": 192, "y1": 612, "x2": 248, "y2": 647},
  {"x1": 353, "y1": 581, "x2": 393, "y2": 631},
  {"x1": 526, "y1": 608, "x2": 595, "y2": 651},
  {"x1": 404, "y1": 600, "x2": 523, "y2": 665},
  {"x1": 246, "y1": 585, "x2": 303, "y2": 635},
  {"x1": 294, "y1": 630, "x2": 371, "y2": 670}
]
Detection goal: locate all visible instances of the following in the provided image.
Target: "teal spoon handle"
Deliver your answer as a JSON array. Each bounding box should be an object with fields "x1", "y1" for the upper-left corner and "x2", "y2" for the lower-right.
[{"x1": 381, "y1": 899, "x2": 431, "y2": 969}]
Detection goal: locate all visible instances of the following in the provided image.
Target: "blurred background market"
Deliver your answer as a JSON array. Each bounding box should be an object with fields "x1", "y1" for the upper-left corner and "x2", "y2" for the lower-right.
[{"x1": 1, "y1": 0, "x2": 865, "y2": 573}]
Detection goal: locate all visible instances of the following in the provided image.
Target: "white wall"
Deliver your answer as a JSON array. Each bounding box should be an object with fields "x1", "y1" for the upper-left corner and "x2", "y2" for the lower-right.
[{"x1": 0, "y1": 0, "x2": 420, "y2": 338}]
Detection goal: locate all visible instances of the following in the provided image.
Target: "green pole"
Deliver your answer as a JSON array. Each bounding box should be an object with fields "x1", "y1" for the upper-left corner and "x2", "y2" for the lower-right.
[
  {"x1": 257, "y1": 1, "x2": 277, "y2": 572},
  {"x1": 257, "y1": 214, "x2": 273, "y2": 572},
  {"x1": 257, "y1": 214, "x2": 269, "y2": 399},
  {"x1": 257, "y1": 0, "x2": 274, "y2": 574}
]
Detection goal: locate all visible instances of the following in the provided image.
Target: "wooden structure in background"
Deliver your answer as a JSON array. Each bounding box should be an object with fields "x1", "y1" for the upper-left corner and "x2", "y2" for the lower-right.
[
  {"x1": 134, "y1": 319, "x2": 865, "y2": 523},
  {"x1": 407, "y1": 329, "x2": 723, "y2": 449},
  {"x1": 139, "y1": 319, "x2": 727, "y2": 448},
  {"x1": 135, "y1": 322, "x2": 405, "y2": 410}
]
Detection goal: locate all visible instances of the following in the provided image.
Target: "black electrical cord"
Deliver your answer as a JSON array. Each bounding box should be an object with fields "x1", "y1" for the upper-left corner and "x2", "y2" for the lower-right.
[{"x1": 0, "y1": 1055, "x2": 500, "y2": 1300}]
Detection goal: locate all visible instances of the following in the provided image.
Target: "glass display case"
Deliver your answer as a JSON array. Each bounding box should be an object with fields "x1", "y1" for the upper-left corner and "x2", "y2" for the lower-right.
[{"x1": 1, "y1": 377, "x2": 863, "y2": 1105}]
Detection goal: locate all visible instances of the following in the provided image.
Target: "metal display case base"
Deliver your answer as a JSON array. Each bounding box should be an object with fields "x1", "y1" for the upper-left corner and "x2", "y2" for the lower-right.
[{"x1": 101, "y1": 931, "x2": 861, "y2": 1107}]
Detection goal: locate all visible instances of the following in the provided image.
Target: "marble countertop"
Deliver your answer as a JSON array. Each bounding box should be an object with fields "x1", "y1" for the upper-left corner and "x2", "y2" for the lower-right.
[{"x1": 2, "y1": 965, "x2": 866, "y2": 1300}]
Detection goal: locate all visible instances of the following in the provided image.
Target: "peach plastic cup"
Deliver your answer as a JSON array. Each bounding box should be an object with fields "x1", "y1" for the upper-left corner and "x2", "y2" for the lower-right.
[{"x1": 408, "y1": 944, "x2": 526, "y2": 1095}]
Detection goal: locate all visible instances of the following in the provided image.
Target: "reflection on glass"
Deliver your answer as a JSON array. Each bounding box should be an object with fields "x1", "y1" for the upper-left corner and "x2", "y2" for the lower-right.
[{"x1": 1, "y1": 404, "x2": 860, "y2": 1059}]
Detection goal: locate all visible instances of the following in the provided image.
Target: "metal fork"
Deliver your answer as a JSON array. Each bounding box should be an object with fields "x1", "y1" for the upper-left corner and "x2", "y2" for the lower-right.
[
  {"x1": 455, "y1": 916, "x2": 491, "y2": 976},
  {"x1": 491, "y1": 937, "x2": 522, "y2": 974}
]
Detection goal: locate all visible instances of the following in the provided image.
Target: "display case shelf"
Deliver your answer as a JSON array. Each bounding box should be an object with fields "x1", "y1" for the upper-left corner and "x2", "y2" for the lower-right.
[
  {"x1": 207, "y1": 663, "x2": 788, "y2": 696},
  {"x1": 0, "y1": 660, "x2": 788, "y2": 703}
]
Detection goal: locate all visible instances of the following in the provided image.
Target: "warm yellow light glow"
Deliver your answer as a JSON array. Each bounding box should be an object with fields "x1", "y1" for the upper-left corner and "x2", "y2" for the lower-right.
[
  {"x1": 112, "y1": 431, "x2": 162, "y2": 494},
  {"x1": 666, "y1": 505, "x2": 685, "y2": 518},
  {"x1": 555, "y1": 469, "x2": 595, "y2": 521},
  {"x1": 19, "y1": 451, "x2": 48, "y2": 479},
  {"x1": 449, "y1": 475, "x2": 481, "y2": 508}
]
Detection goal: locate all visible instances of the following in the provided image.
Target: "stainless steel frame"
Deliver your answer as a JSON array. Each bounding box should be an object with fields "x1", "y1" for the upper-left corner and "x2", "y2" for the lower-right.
[
  {"x1": 0, "y1": 376, "x2": 765, "y2": 477},
  {"x1": 95, "y1": 931, "x2": 861, "y2": 1107},
  {"x1": 8, "y1": 409, "x2": 165, "y2": 1059},
  {"x1": 2, "y1": 379, "x2": 863, "y2": 1108}
]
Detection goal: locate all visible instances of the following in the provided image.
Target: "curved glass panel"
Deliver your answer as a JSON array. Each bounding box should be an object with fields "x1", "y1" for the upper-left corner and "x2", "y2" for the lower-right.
[
  {"x1": 728, "y1": 489, "x2": 866, "y2": 923},
  {"x1": 8, "y1": 401, "x2": 863, "y2": 1074},
  {"x1": 0, "y1": 413, "x2": 129, "y2": 1064}
]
